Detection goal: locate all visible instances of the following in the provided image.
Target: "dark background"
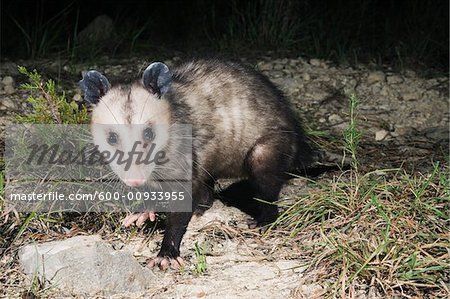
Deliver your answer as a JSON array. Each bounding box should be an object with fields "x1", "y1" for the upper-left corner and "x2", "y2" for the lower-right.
[{"x1": 1, "y1": 0, "x2": 449, "y2": 73}]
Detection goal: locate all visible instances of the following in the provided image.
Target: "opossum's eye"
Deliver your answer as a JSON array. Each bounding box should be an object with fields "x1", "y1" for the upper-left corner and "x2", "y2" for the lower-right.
[
  {"x1": 143, "y1": 127, "x2": 154, "y2": 142},
  {"x1": 107, "y1": 132, "x2": 118, "y2": 145}
]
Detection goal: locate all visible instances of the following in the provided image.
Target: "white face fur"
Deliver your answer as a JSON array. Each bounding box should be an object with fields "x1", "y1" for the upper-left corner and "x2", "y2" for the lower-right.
[{"x1": 90, "y1": 85, "x2": 172, "y2": 187}]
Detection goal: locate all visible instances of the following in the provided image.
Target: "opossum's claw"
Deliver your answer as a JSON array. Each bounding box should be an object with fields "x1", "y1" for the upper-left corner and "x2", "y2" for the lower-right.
[
  {"x1": 122, "y1": 212, "x2": 156, "y2": 227},
  {"x1": 147, "y1": 256, "x2": 184, "y2": 270}
]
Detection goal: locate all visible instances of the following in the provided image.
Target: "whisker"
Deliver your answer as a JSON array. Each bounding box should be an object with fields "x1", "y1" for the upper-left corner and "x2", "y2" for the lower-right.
[{"x1": 98, "y1": 98, "x2": 120, "y2": 125}]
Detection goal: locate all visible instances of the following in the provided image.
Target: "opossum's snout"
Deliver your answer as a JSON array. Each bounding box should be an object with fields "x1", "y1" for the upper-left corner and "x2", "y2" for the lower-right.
[{"x1": 123, "y1": 178, "x2": 146, "y2": 187}]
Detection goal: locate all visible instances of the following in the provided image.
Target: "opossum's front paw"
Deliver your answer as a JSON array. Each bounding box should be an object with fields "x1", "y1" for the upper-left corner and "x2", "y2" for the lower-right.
[
  {"x1": 122, "y1": 212, "x2": 156, "y2": 227},
  {"x1": 147, "y1": 256, "x2": 185, "y2": 270}
]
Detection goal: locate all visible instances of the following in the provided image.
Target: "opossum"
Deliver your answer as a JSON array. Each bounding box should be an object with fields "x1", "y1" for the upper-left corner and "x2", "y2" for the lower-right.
[{"x1": 79, "y1": 59, "x2": 313, "y2": 270}]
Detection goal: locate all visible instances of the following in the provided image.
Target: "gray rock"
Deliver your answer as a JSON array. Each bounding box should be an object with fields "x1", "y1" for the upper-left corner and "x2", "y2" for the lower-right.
[
  {"x1": 72, "y1": 94, "x2": 82, "y2": 102},
  {"x1": 288, "y1": 59, "x2": 298, "y2": 67},
  {"x1": 1, "y1": 62, "x2": 20, "y2": 75},
  {"x1": 1, "y1": 98, "x2": 16, "y2": 109},
  {"x1": 367, "y1": 71, "x2": 386, "y2": 84},
  {"x1": 375, "y1": 130, "x2": 389, "y2": 141},
  {"x1": 4, "y1": 85, "x2": 15, "y2": 95},
  {"x1": 302, "y1": 73, "x2": 311, "y2": 81},
  {"x1": 402, "y1": 92, "x2": 420, "y2": 101},
  {"x1": 387, "y1": 75, "x2": 403, "y2": 84},
  {"x1": 273, "y1": 63, "x2": 284, "y2": 70},
  {"x1": 309, "y1": 59, "x2": 321, "y2": 66},
  {"x1": 256, "y1": 61, "x2": 272, "y2": 71},
  {"x1": 380, "y1": 85, "x2": 392, "y2": 97},
  {"x1": 270, "y1": 70, "x2": 284, "y2": 78},
  {"x1": 77, "y1": 15, "x2": 115, "y2": 44},
  {"x1": 19, "y1": 235, "x2": 155, "y2": 295},
  {"x1": 371, "y1": 84, "x2": 382, "y2": 93},
  {"x1": 328, "y1": 114, "x2": 343, "y2": 124},
  {"x1": 2, "y1": 76, "x2": 14, "y2": 86}
]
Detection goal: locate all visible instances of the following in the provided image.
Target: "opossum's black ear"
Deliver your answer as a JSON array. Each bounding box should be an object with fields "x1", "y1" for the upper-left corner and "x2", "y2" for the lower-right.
[
  {"x1": 79, "y1": 70, "x2": 110, "y2": 105},
  {"x1": 143, "y1": 62, "x2": 172, "y2": 97}
]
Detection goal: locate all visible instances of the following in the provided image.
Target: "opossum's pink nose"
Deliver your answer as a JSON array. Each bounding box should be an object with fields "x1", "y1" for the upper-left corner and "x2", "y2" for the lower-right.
[{"x1": 124, "y1": 178, "x2": 146, "y2": 187}]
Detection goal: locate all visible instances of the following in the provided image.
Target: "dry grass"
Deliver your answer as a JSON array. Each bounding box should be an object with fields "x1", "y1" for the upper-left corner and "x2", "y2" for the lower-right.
[
  {"x1": 272, "y1": 94, "x2": 449, "y2": 298},
  {"x1": 276, "y1": 164, "x2": 449, "y2": 297}
]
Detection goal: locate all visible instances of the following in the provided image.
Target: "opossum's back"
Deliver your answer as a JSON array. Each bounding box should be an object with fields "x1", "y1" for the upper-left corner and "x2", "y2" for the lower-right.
[
  {"x1": 174, "y1": 60, "x2": 298, "y2": 139},
  {"x1": 172, "y1": 60, "x2": 301, "y2": 176}
]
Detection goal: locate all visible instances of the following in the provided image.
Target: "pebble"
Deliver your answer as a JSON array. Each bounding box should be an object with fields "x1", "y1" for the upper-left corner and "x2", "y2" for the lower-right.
[
  {"x1": 367, "y1": 71, "x2": 386, "y2": 84},
  {"x1": 328, "y1": 114, "x2": 343, "y2": 124},
  {"x1": 380, "y1": 86, "x2": 391, "y2": 97},
  {"x1": 0, "y1": 62, "x2": 20, "y2": 75},
  {"x1": 4, "y1": 85, "x2": 15, "y2": 95},
  {"x1": 270, "y1": 70, "x2": 284, "y2": 78},
  {"x1": 375, "y1": 130, "x2": 389, "y2": 141},
  {"x1": 1, "y1": 98, "x2": 16, "y2": 109},
  {"x1": 387, "y1": 75, "x2": 403, "y2": 84},
  {"x1": 309, "y1": 59, "x2": 321, "y2": 66},
  {"x1": 2, "y1": 76, "x2": 14, "y2": 86},
  {"x1": 73, "y1": 94, "x2": 82, "y2": 102},
  {"x1": 288, "y1": 59, "x2": 298, "y2": 67},
  {"x1": 402, "y1": 92, "x2": 420, "y2": 101},
  {"x1": 371, "y1": 85, "x2": 382, "y2": 93},
  {"x1": 320, "y1": 61, "x2": 329, "y2": 69},
  {"x1": 302, "y1": 73, "x2": 311, "y2": 81},
  {"x1": 273, "y1": 63, "x2": 284, "y2": 70},
  {"x1": 257, "y1": 61, "x2": 272, "y2": 71}
]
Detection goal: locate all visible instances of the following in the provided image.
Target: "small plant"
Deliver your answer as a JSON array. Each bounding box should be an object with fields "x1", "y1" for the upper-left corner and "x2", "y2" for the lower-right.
[
  {"x1": 0, "y1": 170, "x2": 4, "y2": 204},
  {"x1": 8, "y1": 4, "x2": 74, "y2": 59},
  {"x1": 217, "y1": 0, "x2": 303, "y2": 51},
  {"x1": 17, "y1": 66, "x2": 89, "y2": 124},
  {"x1": 193, "y1": 241, "x2": 208, "y2": 275},
  {"x1": 342, "y1": 94, "x2": 361, "y2": 173}
]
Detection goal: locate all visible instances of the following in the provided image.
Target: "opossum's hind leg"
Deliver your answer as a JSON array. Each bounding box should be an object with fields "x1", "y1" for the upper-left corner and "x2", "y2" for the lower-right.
[
  {"x1": 193, "y1": 178, "x2": 215, "y2": 218},
  {"x1": 218, "y1": 179, "x2": 279, "y2": 228},
  {"x1": 219, "y1": 134, "x2": 295, "y2": 227}
]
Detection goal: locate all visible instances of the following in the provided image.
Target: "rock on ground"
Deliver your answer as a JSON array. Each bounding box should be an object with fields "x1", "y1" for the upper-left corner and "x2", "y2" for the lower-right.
[
  {"x1": 18, "y1": 235, "x2": 155, "y2": 295},
  {"x1": 77, "y1": 15, "x2": 115, "y2": 44}
]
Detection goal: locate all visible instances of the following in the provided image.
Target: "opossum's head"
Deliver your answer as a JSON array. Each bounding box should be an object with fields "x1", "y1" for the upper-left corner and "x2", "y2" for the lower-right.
[{"x1": 80, "y1": 63, "x2": 173, "y2": 187}]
